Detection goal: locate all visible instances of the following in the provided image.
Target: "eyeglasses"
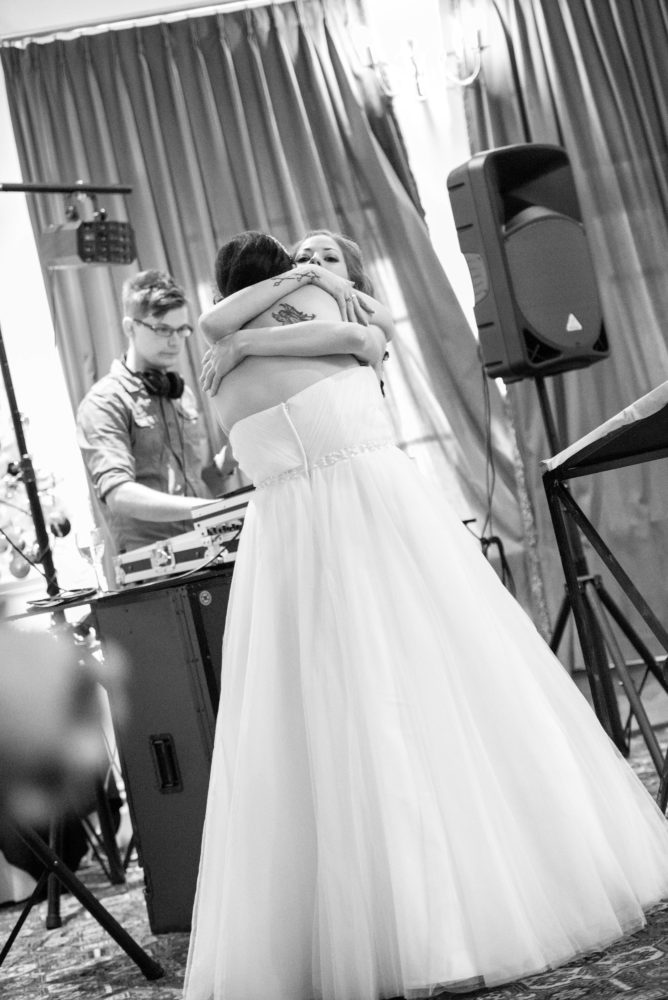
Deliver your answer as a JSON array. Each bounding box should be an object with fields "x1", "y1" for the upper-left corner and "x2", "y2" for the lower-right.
[{"x1": 133, "y1": 317, "x2": 193, "y2": 339}]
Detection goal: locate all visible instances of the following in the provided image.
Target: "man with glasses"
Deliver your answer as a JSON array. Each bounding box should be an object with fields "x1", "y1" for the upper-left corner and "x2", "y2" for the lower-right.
[{"x1": 76, "y1": 269, "x2": 214, "y2": 565}]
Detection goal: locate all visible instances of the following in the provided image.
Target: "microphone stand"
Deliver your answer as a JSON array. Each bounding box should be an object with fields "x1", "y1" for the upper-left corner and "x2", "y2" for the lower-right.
[
  {"x1": 0, "y1": 319, "x2": 59, "y2": 595},
  {"x1": 0, "y1": 181, "x2": 152, "y2": 967},
  {"x1": 0, "y1": 179, "x2": 131, "y2": 596}
]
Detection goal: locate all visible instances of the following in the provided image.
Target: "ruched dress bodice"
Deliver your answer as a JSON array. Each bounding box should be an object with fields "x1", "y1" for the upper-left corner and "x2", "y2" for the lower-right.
[{"x1": 228, "y1": 367, "x2": 392, "y2": 488}]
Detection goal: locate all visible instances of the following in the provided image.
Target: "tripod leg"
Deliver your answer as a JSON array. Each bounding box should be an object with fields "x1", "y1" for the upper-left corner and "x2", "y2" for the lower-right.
[
  {"x1": 558, "y1": 485, "x2": 668, "y2": 654},
  {"x1": 46, "y1": 818, "x2": 62, "y2": 929},
  {"x1": 0, "y1": 870, "x2": 49, "y2": 967},
  {"x1": 544, "y1": 477, "x2": 627, "y2": 752},
  {"x1": 658, "y1": 759, "x2": 668, "y2": 813},
  {"x1": 16, "y1": 826, "x2": 164, "y2": 980},
  {"x1": 550, "y1": 591, "x2": 570, "y2": 653},
  {"x1": 81, "y1": 817, "x2": 113, "y2": 881},
  {"x1": 122, "y1": 832, "x2": 136, "y2": 871},
  {"x1": 596, "y1": 586, "x2": 668, "y2": 695},
  {"x1": 587, "y1": 581, "x2": 665, "y2": 775},
  {"x1": 94, "y1": 777, "x2": 125, "y2": 885},
  {"x1": 579, "y1": 587, "x2": 629, "y2": 754}
]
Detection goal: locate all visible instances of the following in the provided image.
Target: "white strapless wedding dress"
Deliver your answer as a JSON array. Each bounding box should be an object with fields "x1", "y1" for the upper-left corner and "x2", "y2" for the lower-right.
[{"x1": 184, "y1": 366, "x2": 668, "y2": 1000}]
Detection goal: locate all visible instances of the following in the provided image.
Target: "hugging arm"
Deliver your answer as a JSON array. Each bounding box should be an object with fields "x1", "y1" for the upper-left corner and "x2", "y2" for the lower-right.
[
  {"x1": 199, "y1": 265, "x2": 396, "y2": 345},
  {"x1": 200, "y1": 320, "x2": 387, "y2": 395}
]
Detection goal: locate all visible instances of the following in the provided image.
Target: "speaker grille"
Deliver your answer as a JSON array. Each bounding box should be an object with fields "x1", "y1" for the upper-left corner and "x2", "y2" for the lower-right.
[{"x1": 504, "y1": 210, "x2": 602, "y2": 353}]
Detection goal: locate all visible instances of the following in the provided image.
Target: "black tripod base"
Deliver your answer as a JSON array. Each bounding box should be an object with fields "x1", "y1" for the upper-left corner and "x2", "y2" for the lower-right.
[
  {"x1": 0, "y1": 825, "x2": 163, "y2": 980},
  {"x1": 550, "y1": 586, "x2": 629, "y2": 756},
  {"x1": 544, "y1": 470, "x2": 668, "y2": 806}
]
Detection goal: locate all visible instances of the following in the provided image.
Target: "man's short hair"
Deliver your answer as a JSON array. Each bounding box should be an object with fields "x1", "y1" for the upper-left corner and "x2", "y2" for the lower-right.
[{"x1": 122, "y1": 270, "x2": 187, "y2": 319}]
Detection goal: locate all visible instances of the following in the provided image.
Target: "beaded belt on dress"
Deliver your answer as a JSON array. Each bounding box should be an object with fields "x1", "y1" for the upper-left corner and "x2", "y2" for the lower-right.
[{"x1": 256, "y1": 439, "x2": 393, "y2": 489}]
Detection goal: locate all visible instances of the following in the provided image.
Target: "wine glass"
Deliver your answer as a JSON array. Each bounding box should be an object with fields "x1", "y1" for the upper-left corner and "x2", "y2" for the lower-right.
[{"x1": 75, "y1": 526, "x2": 107, "y2": 591}]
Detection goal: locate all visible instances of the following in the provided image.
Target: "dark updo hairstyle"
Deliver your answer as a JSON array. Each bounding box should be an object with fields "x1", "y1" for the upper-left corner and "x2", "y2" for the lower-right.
[
  {"x1": 292, "y1": 229, "x2": 374, "y2": 296},
  {"x1": 215, "y1": 231, "x2": 293, "y2": 299}
]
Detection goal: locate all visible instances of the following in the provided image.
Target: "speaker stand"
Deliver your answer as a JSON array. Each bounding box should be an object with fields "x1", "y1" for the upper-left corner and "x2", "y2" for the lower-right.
[
  {"x1": 536, "y1": 376, "x2": 668, "y2": 799},
  {"x1": 0, "y1": 825, "x2": 163, "y2": 979},
  {"x1": 534, "y1": 377, "x2": 626, "y2": 750},
  {"x1": 45, "y1": 774, "x2": 127, "y2": 932}
]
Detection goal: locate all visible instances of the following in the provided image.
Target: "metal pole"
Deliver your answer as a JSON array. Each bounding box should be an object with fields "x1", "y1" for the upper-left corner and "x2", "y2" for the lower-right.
[
  {"x1": 587, "y1": 579, "x2": 665, "y2": 774},
  {"x1": 0, "y1": 321, "x2": 59, "y2": 596},
  {"x1": 0, "y1": 181, "x2": 131, "y2": 194},
  {"x1": 535, "y1": 376, "x2": 590, "y2": 581},
  {"x1": 543, "y1": 472, "x2": 627, "y2": 751},
  {"x1": 0, "y1": 178, "x2": 133, "y2": 596}
]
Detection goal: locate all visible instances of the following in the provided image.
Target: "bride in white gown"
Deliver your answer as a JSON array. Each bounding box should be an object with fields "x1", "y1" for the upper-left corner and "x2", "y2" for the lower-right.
[{"x1": 183, "y1": 231, "x2": 668, "y2": 1000}]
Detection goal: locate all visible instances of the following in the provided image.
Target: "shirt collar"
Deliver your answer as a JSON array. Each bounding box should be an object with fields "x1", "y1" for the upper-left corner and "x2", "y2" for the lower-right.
[
  {"x1": 110, "y1": 357, "x2": 148, "y2": 396},
  {"x1": 110, "y1": 357, "x2": 192, "y2": 412}
]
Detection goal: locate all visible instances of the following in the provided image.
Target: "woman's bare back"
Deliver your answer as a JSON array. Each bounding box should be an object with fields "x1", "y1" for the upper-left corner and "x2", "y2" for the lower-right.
[{"x1": 213, "y1": 285, "x2": 359, "y2": 433}]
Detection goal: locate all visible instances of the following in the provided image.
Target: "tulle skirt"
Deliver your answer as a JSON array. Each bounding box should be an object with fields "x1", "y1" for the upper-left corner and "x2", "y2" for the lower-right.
[{"x1": 184, "y1": 442, "x2": 668, "y2": 1000}]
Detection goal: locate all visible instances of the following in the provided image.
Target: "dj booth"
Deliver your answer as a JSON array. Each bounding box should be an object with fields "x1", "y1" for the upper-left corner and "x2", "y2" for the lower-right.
[{"x1": 91, "y1": 491, "x2": 249, "y2": 933}]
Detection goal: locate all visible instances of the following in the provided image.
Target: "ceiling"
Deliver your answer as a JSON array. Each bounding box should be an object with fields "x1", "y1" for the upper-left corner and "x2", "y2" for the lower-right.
[{"x1": 0, "y1": 1, "x2": 244, "y2": 40}]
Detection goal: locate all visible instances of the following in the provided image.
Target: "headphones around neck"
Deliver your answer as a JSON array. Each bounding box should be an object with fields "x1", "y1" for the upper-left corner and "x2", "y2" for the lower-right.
[{"x1": 124, "y1": 361, "x2": 185, "y2": 399}]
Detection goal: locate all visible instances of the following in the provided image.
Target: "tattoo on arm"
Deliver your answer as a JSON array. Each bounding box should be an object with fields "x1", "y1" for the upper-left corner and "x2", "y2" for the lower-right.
[
  {"x1": 272, "y1": 303, "x2": 316, "y2": 325},
  {"x1": 272, "y1": 269, "x2": 320, "y2": 288}
]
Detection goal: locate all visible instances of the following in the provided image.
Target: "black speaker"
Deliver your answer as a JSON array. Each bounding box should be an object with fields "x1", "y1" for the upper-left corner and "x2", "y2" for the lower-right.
[
  {"x1": 447, "y1": 143, "x2": 609, "y2": 383},
  {"x1": 94, "y1": 568, "x2": 233, "y2": 933}
]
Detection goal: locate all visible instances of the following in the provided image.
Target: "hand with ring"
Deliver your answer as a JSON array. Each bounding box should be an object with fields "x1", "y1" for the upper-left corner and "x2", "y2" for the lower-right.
[{"x1": 300, "y1": 267, "x2": 366, "y2": 323}]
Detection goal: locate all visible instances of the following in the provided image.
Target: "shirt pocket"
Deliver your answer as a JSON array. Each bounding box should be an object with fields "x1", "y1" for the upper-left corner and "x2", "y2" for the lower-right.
[{"x1": 130, "y1": 403, "x2": 169, "y2": 481}]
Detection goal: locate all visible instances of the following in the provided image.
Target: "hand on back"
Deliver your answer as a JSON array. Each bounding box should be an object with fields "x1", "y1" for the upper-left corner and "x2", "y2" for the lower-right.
[{"x1": 201, "y1": 336, "x2": 242, "y2": 395}]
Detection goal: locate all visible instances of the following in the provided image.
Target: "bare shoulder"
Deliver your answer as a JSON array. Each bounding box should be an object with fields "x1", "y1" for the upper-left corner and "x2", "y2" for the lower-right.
[{"x1": 247, "y1": 285, "x2": 339, "y2": 328}]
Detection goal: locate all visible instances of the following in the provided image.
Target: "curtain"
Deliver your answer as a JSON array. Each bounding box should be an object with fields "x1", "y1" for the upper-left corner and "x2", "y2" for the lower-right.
[
  {"x1": 0, "y1": 0, "x2": 530, "y2": 601},
  {"x1": 460, "y1": 0, "x2": 668, "y2": 662}
]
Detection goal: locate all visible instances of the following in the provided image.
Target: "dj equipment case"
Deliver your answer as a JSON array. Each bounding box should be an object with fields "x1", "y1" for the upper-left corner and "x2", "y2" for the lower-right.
[{"x1": 94, "y1": 567, "x2": 234, "y2": 932}]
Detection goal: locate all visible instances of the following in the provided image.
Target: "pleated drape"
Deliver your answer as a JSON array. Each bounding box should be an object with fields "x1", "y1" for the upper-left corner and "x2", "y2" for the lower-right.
[
  {"x1": 462, "y1": 0, "x2": 668, "y2": 660},
  {"x1": 1, "y1": 1, "x2": 529, "y2": 603}
]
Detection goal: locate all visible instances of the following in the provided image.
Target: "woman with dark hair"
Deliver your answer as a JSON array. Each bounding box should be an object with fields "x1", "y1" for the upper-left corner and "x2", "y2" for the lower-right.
[
  {"x1": 199, "y1": 228, "x2": 392, "y2": 398},
  {"x1": 184, "y1": 230, "x2": 668, "y2": 1000},
  {"x1": 214, "y1": 230, "x2": 295, "y2": 298},
  {"x1": 199, "y1": 231, "x2": 387, "y2": 434}
]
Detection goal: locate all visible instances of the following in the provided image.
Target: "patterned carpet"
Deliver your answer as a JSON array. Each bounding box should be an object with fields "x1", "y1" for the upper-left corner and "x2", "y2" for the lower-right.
[{"x1": 2, "y1": 733, "x2": 668, "y2": 1000}]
